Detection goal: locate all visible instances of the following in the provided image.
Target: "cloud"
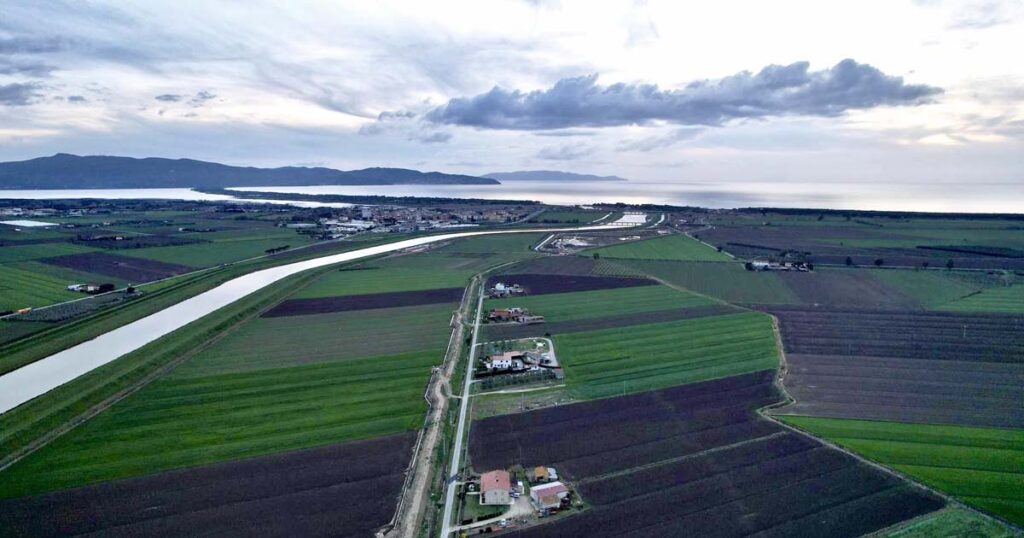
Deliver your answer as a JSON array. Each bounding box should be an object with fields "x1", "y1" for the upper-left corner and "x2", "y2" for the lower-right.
[
  {"x1": 426, "y1": 59, "x2": 943, "y2": 130},
  {"x1": 409, "y1": 131, "x2": 452, "y2": 144},
  {"x1": 536, "y1": 144, "x2": 595, "y2": 160},
  {"x1": 618, "y1": 126, "x2": 705, "y2": 152},
  {"x1": 948, "y1": 1, "x2": 1019, "y2": 29},
  {"x1": 155, "y1": 94, "x2": 183, "y2": 102},
  {"x1": 0, "y1": 36, "x2": 68, "y2": 54},
  {"x1": 0, "y1": 83, "x2": 43, "y2": 106},
  {"x1": 0, "y1": 58, "x2": 56, "y2": 77},
  {"x1": 189, "y1": 89, "x2": 216, "y2": 107}
]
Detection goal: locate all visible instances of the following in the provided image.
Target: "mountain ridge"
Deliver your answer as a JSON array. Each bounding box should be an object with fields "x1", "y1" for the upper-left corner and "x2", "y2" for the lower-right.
[{"x1": 0, "y1": 154, "x2": 499, "y2": 189}]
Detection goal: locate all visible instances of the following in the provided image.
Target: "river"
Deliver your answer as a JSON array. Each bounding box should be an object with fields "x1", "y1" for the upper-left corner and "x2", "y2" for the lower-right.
[{"x1": 0, "y1": 221, "x2": 634, "y2": 415}]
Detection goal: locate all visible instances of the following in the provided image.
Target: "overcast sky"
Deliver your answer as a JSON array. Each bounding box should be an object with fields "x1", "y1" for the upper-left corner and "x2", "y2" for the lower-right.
[{"x1": 1, "y1": 0, "x2": 1022, "y2": 186}]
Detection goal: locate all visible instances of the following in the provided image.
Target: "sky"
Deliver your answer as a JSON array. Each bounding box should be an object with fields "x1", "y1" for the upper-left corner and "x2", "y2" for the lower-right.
[{"x1": 1, "y1": 0, "x2": 1022, "y2": 187}]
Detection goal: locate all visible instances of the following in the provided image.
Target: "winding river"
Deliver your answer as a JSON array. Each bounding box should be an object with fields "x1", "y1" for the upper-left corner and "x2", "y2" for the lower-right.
[{"x1": 0, "y1": 222, "x2": 635, "y2": 415}]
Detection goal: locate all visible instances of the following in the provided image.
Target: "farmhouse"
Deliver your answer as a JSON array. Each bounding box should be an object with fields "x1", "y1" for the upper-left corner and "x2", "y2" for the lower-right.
[
  {"x1": 530, "y1": 481, "x2": 569, "y2": 512},
  {"x1": 488, "y1": 307, "x2": 526, "y2": 322},
  {"x1": 480, "y1": 470, "x2": 512, "y2": 506},
  {"x1": 487, "y1": 351, "x2": 527, "y2": 371}
]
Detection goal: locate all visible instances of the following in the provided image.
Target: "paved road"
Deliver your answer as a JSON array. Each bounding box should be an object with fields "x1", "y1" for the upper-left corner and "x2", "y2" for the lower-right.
[{"x1": 439, "y1": 284, "x2": 486, "y2": 538}]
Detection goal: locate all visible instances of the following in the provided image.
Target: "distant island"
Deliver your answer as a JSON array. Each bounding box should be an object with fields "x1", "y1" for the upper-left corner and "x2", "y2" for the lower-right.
[
  {"x1": 0, "y1": 154, "x2": 499, "y2": 189},
  {"x1": 483, "y1": 170, "x2": 628, "y2": 182}
]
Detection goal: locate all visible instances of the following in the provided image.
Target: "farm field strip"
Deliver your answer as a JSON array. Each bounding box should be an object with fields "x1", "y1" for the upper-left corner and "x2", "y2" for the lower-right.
[
  {"x1": 555, "y1": 312, "x2": 778, "y2": 399},
  {"x1": 485, "y1": 272, "x2": 658, "y2": 296},
  {"x1": 777, "y1": 353, "x2": 1023, "y2": 428},
  {"x1": 587, "y1": 233, "x2": 732, "y2": 262},
  {"x1": 264, "y1": 286, "x2": 463, "y2": 317},
  {"x1": 486, "y1": 284, "x2": 710, "y2": 323},
  {"x1": 469, "y1": 372, "x2": 943, "y2": 538},
  {"x1": 614, "y1": 259, "x2": 800, "y2": 305},
  {"x1": 175, "y1": 304, "x2": 454, "y2": 376},
  {"x1": 483, "y1": 304, "x2": 739, "y2": 340},
  {"x1": 0, "y1": 351, "x2": 437, "y2": 499},
  {"x1": 42, "y1": 251, "x2": 196, "y2": 282},
  {"x1": 781, "y1": 416, "x2": 1024, "y2": 526},
  {"x1": 0, "y1": 264, "x2": 88, "y2": 311},
  {"x1": 940, "y1": 285, "x2": 1024, "y2": 314},
  {"x1": 118, "y1": 236, "x2": 316, "y2": 268},
  {"x1": 0, "y1": 431, "x2": 417, "y2": 538},
  {"x1": 0, "y1": 243, "x2": 97, "y2": 263}
]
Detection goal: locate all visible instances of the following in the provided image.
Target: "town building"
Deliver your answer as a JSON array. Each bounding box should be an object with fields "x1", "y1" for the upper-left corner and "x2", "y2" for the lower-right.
[{"x1": 480, "y1": 470, "x2": 512, "y2": 506}]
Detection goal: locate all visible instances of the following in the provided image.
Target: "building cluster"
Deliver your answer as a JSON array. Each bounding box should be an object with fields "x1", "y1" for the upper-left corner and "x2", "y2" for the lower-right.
[
  {"x1": 484, "y1": 348, "x2": 558, "y2": 373},
  {"x1": 487, "y1": 282, "x2": 524, "y2": 298},
  {"x1": 477, "y1": 466, "x2": 573, "y2": 517},
  {"x1": 289, "y1": 205, "x2": 530, "y2": 240},
  {"x1": 487, "y1": 307, "x2": 544, "y2": 325},
  {"x1": 745, "y1": 260, "x2": 812, "y2": 272}
]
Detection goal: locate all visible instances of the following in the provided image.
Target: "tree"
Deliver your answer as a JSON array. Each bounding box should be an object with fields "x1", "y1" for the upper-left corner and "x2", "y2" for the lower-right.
[
  {"x1": 592, "y1": 252, "x2": 600, "y2": 260},
  {"x1": 922, "y1": 261, "x2": 930, "y2": 269},
  {"x1": 845, "y1": 256, "x2": 854, "y2": 266},
  {"x1": 874, "y1": 258, "x2": 884, "y2": 267},
  {"x1": 946, "y1": 259, "x2": 955, "y2": 270}
]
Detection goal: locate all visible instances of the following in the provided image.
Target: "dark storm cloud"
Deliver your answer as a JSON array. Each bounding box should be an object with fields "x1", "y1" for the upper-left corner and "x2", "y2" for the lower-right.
[
  {"x1": 426, "y1": 59, "x2": 943, "y2": 130},
  {"x1": 0, "y1": 82, "x2": 42, "y2": 105},
  {"x1": 67, "y1": 95, "x2": 87, "y2": 103}
]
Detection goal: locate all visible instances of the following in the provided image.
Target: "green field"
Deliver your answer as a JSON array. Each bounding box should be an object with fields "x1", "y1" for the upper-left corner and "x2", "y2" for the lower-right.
[
  {"x1": 119, "y1": 236, "x2": 315, "y2": 267},
  {"x1": 0, "y1": 351, "x2": 435, "y2": 499},
  {"x1": 0, "y1": 264, "x2": 89, "y2": 311},
  {"x1": 588, "y1": 234, "x2": 732, "y2": 262},
  {"x1": 616, "y1": 260, "x2": 799, "y2": 304},
  {"x1": 940, "y1": 284, "x2": 1024, "y2": 314},
  {"x1": 530, "y1": 210, "x2": 606, "y2": 224},
  {"x1": 780, "y1": 416, "x2": 1024, "y2": 526},
  {"x1": 884, "y1": 507, "x2": 1018, "y2": 538},
  {"x1": 486, "y1": 284, "x2": 714, "y2": 323},
  {"x1": 293, "y1": 252, "x2": 503, "y2": 298},
  {"x1": 870, "y1": 269, "x2": 984, "y2": 308},
  {"x1": 0, "y1": 243, "x2": 96, "y2": 263},
  {"x1": 174, "y1": 303, "x2": 454, "y2": 377},
  {"x1": 557, "y1": 312, "x2": 779, "y2": 399}
]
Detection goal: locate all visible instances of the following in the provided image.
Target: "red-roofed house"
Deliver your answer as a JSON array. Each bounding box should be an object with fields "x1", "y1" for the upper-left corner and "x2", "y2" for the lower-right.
[
  {"x1": 480, "y1": 470, "x2": 512, "y2": 505},
  {"x1": 530, "y1": 481, "x2": 569, "y2": 512}
]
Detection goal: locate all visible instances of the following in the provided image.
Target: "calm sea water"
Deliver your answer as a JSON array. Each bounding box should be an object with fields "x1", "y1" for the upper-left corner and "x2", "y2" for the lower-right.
[{"x1": 0, "y1": 180, "x2": 1020, "y2": 212}]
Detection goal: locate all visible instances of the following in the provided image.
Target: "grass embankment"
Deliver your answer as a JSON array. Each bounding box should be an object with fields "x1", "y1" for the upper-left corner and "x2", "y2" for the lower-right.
[
  {"x1": 588, "y1": 234, "x2": 732, "y2": 262},
  {"x1": 487, "y1": 285, "x2": 713, "y2": 323},
  {"x1": 558, "y1": 312, "x2": 779, "y2": 400},
  {"x1": 781, "y1": 416, "x2": 1024, "y2": 526}
]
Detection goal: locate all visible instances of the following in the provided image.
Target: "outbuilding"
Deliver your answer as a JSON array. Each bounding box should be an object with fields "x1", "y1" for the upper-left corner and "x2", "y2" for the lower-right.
[{"x1": 530, "y1": 481, "x2": 569, "y2": 512}]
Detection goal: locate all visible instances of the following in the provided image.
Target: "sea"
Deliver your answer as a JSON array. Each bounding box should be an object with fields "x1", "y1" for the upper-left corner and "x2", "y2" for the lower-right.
[{"x1": 0, "y1": 180, "x2": 1020, "y2": 213}]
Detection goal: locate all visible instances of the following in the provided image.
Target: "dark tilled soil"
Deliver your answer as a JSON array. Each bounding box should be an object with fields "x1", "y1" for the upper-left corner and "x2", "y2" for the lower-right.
[
  {"x1": 485, "y1": 273, "x2": 656, "y2": 296},
  {"x1": 263, "y1": 287, "x2": 464, "y2": 317},
  {"x1": 777, "y1": 354, "x2": 1024, "y2": 428},
  {"x1": 0, "y1": 432, "x2": 417, "y2": 538},
  {"x1": 469, "y1": 371, "x2": 942, "y2": 538},
  {"x1": 762, "y1": 306, "x2": 1024, "y2": 427},
  {"x1": 484, "y1": 304, "x2": 739, "y2": 340},
  {"x1": 41, "y1": 251, "x2": 196, "y2": 282}
]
